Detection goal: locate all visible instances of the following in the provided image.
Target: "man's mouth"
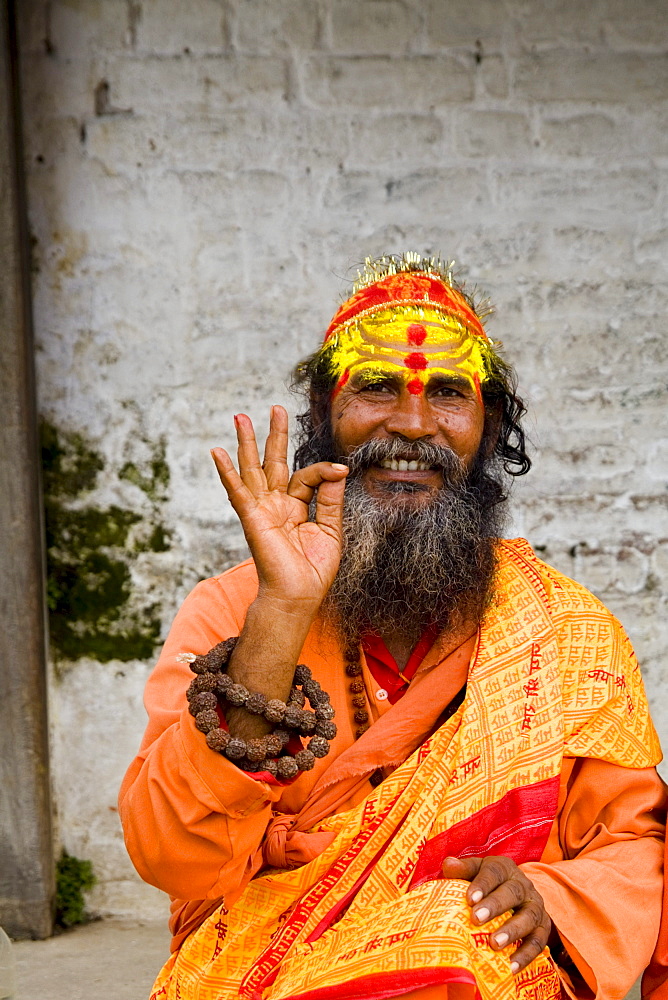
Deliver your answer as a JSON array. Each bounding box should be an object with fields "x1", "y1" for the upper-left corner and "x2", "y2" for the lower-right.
[
  {"x1": 377, "y1": 459, "x2": 435, "y2": 472},
  {"x1": 342, "y1": 437, "x2": 457, "y2": 480}
]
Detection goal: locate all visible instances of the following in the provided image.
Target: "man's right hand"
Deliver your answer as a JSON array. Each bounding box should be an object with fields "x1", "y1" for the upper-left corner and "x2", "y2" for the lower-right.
[
  {"x1": 211, "y1": 405, "x2": 348, "y2": 613},
  {"x1": 209, "y1": 405, "x2": 348, "y2": 738}
]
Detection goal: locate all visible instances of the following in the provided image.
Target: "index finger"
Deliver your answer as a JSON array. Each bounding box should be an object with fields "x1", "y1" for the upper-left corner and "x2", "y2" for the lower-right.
[
  {"x1": 262, "y1": 405, "x2": 290, "y2": 493},
  {"x1": 287, "y1": 462, "x2": 349, "y2": 506}
]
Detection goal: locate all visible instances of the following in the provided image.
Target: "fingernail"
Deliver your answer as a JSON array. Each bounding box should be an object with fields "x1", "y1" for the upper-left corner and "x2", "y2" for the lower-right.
[
  {"x1": 510, "y1": 962, "x2": 520, "y2": 975},
  {"x1": 475, "y1": 907, "x2": 490, "y2": 922},
  {"x1": 470, "y1": 890, "x2": 483, "y2": 903},
  {"x1": 332, "y1": 463, "x2": 348, "y2": 470},
  {"x1": 495, "y1": 932, "x2": 509, "y2": 947}
]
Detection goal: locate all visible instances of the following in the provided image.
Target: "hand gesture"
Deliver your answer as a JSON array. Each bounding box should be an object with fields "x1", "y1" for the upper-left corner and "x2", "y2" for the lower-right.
[
  {"x1": 442, "y1": 855, "x2": 553, "y2": 974},
  {"x1": 211, "y1": 406, "x2": 348, "y2": 614}
]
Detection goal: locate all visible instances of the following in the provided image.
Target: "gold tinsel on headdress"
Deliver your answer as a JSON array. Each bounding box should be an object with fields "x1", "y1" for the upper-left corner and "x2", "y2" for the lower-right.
[{"x1": 349, "y1": 253, "x2": 494, "y2": 322}]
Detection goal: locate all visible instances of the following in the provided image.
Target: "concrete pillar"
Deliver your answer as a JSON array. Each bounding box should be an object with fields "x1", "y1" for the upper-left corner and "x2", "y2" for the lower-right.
[{"x1": 0, "y1": 0, "x2": 54, "y2": 939}]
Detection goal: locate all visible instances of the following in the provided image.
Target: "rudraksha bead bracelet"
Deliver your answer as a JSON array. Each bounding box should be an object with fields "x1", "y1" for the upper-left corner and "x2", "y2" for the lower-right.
[{"x1": 181, "y1": 637, "x2": 337, "y2": 776}]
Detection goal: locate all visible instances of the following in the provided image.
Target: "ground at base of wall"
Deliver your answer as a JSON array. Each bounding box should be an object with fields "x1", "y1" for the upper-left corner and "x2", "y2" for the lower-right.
[
  {"x1": 13, "y1": 918, "x2": 170, "y2": 1000},
  {"x1": 12, "y1": 917, "x2": 643, "y2": 1000}
]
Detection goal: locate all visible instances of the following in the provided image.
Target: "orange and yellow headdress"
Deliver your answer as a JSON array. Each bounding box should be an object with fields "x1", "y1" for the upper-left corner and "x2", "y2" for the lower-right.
[{"x1": 322, "y1": 253, "x2": 497, "y2": 400}]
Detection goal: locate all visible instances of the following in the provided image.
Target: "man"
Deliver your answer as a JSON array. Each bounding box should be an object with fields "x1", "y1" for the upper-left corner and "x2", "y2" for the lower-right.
[{"x1": 120, "y1": 254, "x2": 667, "y2": 1000}]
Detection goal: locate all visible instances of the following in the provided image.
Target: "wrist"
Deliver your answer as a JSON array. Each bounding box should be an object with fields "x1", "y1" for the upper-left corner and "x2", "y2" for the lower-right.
[
  {"x1": 252, "y1": 589, "x2": 321, "y2": 629},
  {"x1": 223, "y1": 594, "x2": 318, "y2": 720}
]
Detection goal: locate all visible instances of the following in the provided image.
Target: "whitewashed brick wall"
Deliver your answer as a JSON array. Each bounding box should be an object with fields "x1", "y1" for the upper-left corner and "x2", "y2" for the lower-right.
[{"x1": 18, "y1": 0, "x2": 668, "y2": 920}]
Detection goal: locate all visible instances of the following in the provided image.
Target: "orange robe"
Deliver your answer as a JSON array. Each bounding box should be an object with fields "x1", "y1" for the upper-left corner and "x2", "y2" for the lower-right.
[{"x1": 119, "y1": 539, "x2": 667, "y2": 999}]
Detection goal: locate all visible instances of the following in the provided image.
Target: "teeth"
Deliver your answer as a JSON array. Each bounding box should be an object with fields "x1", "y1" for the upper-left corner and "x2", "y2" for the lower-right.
[{"x1": 379, "y1": 459, "x2": 431, "y2": 471}]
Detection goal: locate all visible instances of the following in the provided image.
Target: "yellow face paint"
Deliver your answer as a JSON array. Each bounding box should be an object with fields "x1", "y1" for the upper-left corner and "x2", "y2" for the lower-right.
[{"x1": 328, "y1": 306, "x2": 491, "y2": 401}]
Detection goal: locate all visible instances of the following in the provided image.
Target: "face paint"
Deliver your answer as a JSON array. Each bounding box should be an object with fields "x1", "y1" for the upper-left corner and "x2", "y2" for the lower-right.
[
  {"x1": 328, "y1": 305, "x2": 492, "y2": 398},
  {"x1": 320, "y1": 257, "x2": 497, "y2": 401}
]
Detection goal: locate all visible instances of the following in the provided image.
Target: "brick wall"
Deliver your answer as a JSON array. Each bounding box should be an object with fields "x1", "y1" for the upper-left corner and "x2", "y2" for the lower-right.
[{"x1": 18, "y1": 0, "x2": 668, "y2": 919}]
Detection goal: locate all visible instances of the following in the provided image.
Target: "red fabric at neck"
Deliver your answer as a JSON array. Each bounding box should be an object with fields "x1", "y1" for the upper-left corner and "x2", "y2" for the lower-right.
[
  {"x1": 362, "y1": 624, "x2": 441, "y2": 705},
  {"x1": 247, "y1": 626, "x2": 442, "y2": 783}
]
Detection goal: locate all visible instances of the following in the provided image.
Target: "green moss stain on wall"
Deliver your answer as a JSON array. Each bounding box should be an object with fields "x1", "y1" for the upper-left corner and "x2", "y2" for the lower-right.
[
  {"x1": 119, "y1": 437, "x2": 170, "y2": 503},
  {"x1": 42, "y1": 421, "x2": 171, "y2": 664},
  {"x1": 41, "y1": 421, "x2": 103, "y2": 498},
  {"x1": 146, "y1": 522, "x2": 171, "y2": 553},
  {"x1": 55, "y1": 850, "x2": 96, "y2": 928}
]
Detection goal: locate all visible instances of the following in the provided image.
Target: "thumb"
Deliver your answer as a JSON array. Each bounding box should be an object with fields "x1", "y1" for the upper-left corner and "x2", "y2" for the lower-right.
[
  {"x1": 441, "y1": 855, "x2": 482, "y2": 881},
  {"x1": 314, "y1": 470, "x2": 348, "y2": 536}
]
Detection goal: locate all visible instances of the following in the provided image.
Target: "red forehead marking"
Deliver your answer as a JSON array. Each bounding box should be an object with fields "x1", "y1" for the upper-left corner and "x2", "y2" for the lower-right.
[
  {"x1": 404, "y1": 352, "x2": 427, "y2": 371},
  {"x1": 406, "y1": 323, "x2": 427, "y2": 346},
  {"x1": 331, "y1": 367, "x2": 350, "y2": 399},
  {"x1": 407, "y1": 378, "x2": 424, "y2": 395},
  {"x1": 473, "y1": 372, "x2": 483, "y2": 406}
]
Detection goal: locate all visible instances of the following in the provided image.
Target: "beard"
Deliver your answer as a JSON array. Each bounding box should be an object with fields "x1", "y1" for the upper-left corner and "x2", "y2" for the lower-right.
[{"x1": 320, "y1": 437, "x2": 507, "y2": 645}]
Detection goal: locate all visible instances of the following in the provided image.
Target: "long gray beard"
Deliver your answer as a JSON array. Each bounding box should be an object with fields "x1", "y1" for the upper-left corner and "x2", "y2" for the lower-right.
[{"x1": 322, "y1": 439, "x2": 505, "y2": 645}]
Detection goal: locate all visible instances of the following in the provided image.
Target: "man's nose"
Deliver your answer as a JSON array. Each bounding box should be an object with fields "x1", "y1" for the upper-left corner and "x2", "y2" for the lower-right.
[{"x1": 384, "y1": 388, "x2": 438, "y2": 439}]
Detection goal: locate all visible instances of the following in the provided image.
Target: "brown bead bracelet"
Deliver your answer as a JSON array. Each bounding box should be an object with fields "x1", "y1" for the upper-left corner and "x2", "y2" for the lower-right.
[{"x1": 182, "y1": 637, "x2": 336, "y2": 779}]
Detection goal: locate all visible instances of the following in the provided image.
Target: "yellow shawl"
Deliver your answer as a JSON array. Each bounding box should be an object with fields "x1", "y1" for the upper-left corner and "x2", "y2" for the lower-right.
[{"x1": 150, "y1": 540, "x2": 660, "y2": 1000}]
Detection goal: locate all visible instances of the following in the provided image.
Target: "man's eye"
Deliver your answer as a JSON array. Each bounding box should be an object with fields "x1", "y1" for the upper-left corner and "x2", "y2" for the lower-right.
[
  {"x1": 361, "y1": 380, "x2": 393, "y2": 393},
  {"x1": 433, "y1": 385, "x2": 463, "y2": 397}
]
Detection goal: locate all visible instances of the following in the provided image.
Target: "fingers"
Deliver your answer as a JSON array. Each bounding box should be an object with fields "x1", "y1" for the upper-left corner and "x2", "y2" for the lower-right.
[
  {"x1": 211, "y1": 447, "x2": 256, "y2": 518},
  {"x1": 235, "y1": 413, "x2": 267, "y2": 495},
  {"x1": 465, "y1": 856, "x2": 517, "y2": 907},
  {"x1": 442, "y1": 855, "x2": 513, "y2": 907},
  {"x1": 490, "y1": 903, "x2": 551, "y2": 971},
  {"x1": 286, "y1": 462, "x2": 348, "y2": 507},
  {"x1": 506, "y1": 918, "x2": 551, "y2": 973},
  {"x1": 444, "y1": 855, "x2": 551, "y2": 975},
  {"x1": 470, "y1": 865, "x2": 532, "y2": 921},
  {"x1": 263, "y1": 405, "x2": 290, "y2": 493}
]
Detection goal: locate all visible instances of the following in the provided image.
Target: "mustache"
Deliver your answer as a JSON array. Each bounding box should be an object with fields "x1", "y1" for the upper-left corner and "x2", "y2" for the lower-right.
[{"x1": 342, "y1": 437, "x2": 466, "y2": 477}]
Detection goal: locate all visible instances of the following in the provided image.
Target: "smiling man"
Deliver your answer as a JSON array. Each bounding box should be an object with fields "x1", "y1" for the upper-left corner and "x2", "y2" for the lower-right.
[{"x1": 120, "y1": 254, "x2": 667, "y2": 1000}]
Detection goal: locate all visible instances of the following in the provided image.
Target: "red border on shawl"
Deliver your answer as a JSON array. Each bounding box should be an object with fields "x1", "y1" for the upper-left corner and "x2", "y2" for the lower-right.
[
  {"x1": 240, "y1": 796, "x2": 403, "y2": 999},
  {"x1": 306, "y1": 814, "x2": 410, "y2": 944},
  {"x1": 410, "y1": 774, "x2": 561, "y2": 889},
  {"x1": 276, "y1": 966, "x2": 478, "y2": 1000}
]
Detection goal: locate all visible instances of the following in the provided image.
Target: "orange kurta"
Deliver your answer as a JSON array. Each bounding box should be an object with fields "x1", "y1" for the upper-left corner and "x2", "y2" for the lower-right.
[{"x1": 119, "y1": 538, "x2": 667, "y2": 999}]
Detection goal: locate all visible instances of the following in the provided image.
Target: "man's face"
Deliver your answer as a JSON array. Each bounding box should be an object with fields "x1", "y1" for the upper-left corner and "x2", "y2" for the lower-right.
[
  {"x1": 324, "y1": 368, "x2": 500, "y2": 642},
  {"x1": 325, "y1": 306, "x2": 490, "y2": 498},
  {"x1": 330, "y1": 358, "x2": 486, "y2": 500}
]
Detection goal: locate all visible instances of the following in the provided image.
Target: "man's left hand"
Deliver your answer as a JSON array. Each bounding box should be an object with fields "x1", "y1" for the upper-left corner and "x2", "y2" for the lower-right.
[{"x1": 441, "y1": 855, "x2": 552, "y2": 974}]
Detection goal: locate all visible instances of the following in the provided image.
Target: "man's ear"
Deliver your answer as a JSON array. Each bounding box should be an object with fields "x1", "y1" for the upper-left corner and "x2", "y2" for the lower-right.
[{"x1": 482, "y1": 399, "x2": 503, "y2": 457}]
